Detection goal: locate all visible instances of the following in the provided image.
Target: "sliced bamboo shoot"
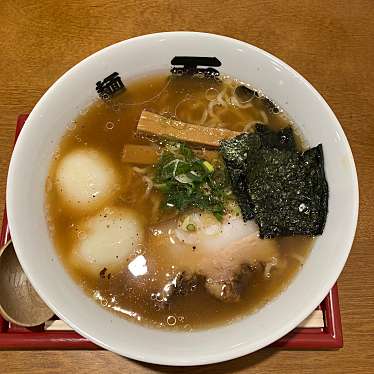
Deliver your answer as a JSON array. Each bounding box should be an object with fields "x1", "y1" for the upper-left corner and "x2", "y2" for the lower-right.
[{"x1": 137, "y1": 110, "x2": 240, "y2": 148}]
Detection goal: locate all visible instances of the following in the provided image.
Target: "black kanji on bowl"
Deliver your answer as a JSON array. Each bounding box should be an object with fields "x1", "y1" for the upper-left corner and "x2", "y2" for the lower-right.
[{"x1": 96, "y1": 72, "x2": 125, "y2": 100}]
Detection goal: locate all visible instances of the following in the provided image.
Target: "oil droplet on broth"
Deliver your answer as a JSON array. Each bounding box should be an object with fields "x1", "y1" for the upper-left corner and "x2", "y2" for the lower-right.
[
  {"x1": 155, "y1": 293, "x2": 164, "y2": 303},
  {"x1": 67, "y1": 121, "x2": 77, "y2": 131},
  {"x1": 183, "y1": 324, "x2": 192, "y2": 331},
  {"x1": 105, "y1": 121, "x2": 115, "y2": 130},
  {"x1": 205, "y1": 87, "x2": 218, "y2": 101},
  {"x1": 77, "y1": 231, "x2": 87, "y2": 240},
  {"x1": 167, "y1": 315, "x2": 176, "y2": 326},
  {"x1": 112, "y1": 103, "x2": 120, "y2": 112}
]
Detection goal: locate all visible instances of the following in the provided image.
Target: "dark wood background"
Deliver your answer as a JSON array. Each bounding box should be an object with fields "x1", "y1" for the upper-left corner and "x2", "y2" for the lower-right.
[{"x1": 0, "y1": 1, "x2": 373, "y2": 372}]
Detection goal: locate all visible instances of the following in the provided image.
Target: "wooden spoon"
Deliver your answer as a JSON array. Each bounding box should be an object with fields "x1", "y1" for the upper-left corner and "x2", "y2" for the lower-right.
[{"x1": 0, "y1": 240, "x2": 54, "y2": 327}]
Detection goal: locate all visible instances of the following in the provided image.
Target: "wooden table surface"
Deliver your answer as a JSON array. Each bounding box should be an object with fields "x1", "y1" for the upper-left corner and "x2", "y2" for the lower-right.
[{"x1": 0, "y1": 1, "x2": 373, "y2": 372}]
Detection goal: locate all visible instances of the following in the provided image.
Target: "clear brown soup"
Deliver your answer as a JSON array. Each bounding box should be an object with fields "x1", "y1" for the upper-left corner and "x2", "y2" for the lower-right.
[{"x1": 46, "y1": 73, "x2": 313, "y2": 330}]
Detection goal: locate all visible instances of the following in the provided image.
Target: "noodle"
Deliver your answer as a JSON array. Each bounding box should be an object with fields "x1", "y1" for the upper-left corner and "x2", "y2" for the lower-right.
[
  {"x1": 132, "y1": 166, "x2": 153, "y2": 198},
  {"x1": 264, "y1": 257, "x2": 278, "y2": 278},
  {"x1": 260, "y1": 110, "x2": 269, "y2": 124},
  {"x1": 142, "y1": 175, "x2": 153, "y2": 198},
  {"x1": 150, "y1": 195, "x2": 161, "y2": 223},
  {"x1": 207, "y1": 100, "x2": 221, "y2": 126},
  {"x1": 132, "y1": 166, "x2": 148, "y2": 175},
  {"x1": 243, "y1": 121, "x2": 258, "y2": 132},
  {"x1": 230, "y1": 95, "x2": 254, "y2": 109},
  {"x1": 199, "y1": 108, "x2": 208, "y2": 125},
  {"x1": 216, "y1": 90, "x2": 228, "y2": 108},
  {"x1": 121, "y1": 77, "x2": 171, "y2": 107}
]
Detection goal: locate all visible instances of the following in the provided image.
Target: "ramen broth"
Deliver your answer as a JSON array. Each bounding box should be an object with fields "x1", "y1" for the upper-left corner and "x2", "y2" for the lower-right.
[{"x1": 46, "y1": 74, "x2": 313, "y2": 330}]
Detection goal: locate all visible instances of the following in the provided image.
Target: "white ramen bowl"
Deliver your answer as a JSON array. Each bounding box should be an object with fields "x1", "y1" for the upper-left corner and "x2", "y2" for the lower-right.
[{"x1": 7, "y1": 32, "x2": 358, "y2": 365}]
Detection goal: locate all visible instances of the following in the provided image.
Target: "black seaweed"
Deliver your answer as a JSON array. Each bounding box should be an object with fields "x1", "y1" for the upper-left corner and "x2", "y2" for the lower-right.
[
  {"x1": 219, "y1": 125, "x2": 328, "y2": 237},
  {"x1": 255, "y1": 124, "x2": 296, "y2": 151},
  {"x1": 247, "y1": 144, "x2": 328, "y2": 238},
  {"x1": 219, "y1": 133, "x2": 261, "y2": 220},
  {"x1": 219, "y1": 124, "x2": 297, "y2": 221}
]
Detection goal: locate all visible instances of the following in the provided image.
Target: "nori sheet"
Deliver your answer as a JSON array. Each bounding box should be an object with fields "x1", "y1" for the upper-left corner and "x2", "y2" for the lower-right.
[
  {"x1": 255, "y1": 124, "x2": 296, "y2": 151},
  {"x1": 219, "y1": 124, "x2": 297, "y2": 221},
  {"x1": 219, "y1": 133, "x2": 261, "y2": 220},
  {"x1": 219, "y1": 124, "x2": 328, "y2": 237},
  {"x1": 247, "y1": 144, "x2": 328, "y2": 238}
]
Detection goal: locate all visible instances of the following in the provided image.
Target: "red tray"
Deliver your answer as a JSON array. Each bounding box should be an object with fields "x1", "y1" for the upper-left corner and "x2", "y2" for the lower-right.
[{"x1": 0, "y1": 114, "x2": 343, "y2": 350}]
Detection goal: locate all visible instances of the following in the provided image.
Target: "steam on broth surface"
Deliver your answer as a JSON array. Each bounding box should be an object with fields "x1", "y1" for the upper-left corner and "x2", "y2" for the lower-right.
[{"x1": 46, "y1": 73, "x2": 316, "y2": 330}]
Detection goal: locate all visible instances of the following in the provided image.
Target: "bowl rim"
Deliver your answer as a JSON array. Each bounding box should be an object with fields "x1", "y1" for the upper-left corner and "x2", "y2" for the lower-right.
[{"x1": 6, "y1": 31, "x2": 359, "y2": 365}]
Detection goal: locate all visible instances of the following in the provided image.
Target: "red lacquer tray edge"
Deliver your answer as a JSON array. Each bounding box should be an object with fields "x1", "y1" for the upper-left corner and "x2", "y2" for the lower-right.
[{"x1": 0, "y1": 114, "x2": 343, "y2": 350}]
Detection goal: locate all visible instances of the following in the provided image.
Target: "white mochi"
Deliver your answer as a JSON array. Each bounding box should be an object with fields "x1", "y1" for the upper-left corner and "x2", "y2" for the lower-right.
[
  {"x1": 55, "y1": 148, "x2": 118, "y2": 212},
  {"x1": 70, "y1": 207, "x2": 144, "y2": 277}
]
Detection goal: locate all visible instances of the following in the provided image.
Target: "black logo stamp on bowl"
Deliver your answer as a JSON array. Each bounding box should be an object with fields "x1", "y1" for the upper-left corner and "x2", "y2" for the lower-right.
[
  {"x1": 170, "y1": 57, "x2": 221, "y2": 78},
  {"x1": 96, "y1": 72, "x2": 125, "y2": 100}
]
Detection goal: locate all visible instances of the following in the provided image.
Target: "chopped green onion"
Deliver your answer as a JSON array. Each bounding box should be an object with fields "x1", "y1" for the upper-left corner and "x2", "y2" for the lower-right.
[
  {"x1": 175, "y1": 174, "x2": 193, "y2": 184},
  {"x1": 202, "y1": 161, "x2": 214, "y2": 173},
  {"x1": 154, "y1": 183, "x2": 168, "y2": 192},
  {"x1": 181, "y1": 215, "x2": 198, "y2": 232},
  {"x1": 186, "y1": 223, "x2": 196, "y2": 231},
  {"x1": 153, "y1": 141, "x2": 231, "y2": 220}
]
